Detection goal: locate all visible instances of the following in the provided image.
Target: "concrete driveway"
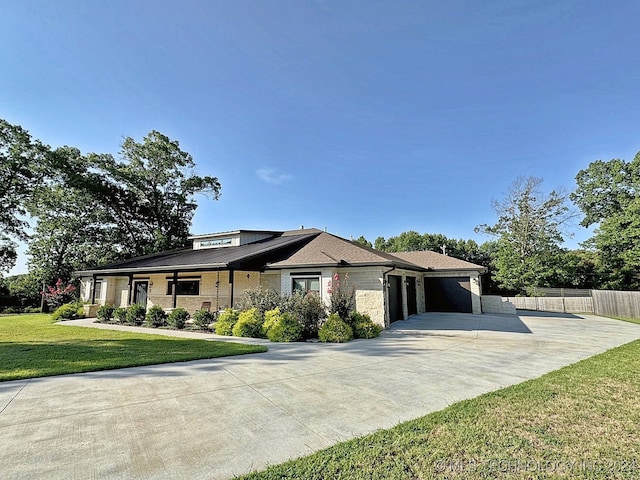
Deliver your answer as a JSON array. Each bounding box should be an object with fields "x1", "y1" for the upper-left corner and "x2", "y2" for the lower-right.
[{"x1": 2, "y1": 312, "x2": 640, "y2": 479}]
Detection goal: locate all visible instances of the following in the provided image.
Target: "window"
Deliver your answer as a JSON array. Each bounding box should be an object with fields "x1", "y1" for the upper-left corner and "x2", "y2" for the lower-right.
[
  {"x1": 200, "y1": 238, "x2": 232, "y2": 247},
  {"x1": 292, "y1": 277, "x2": 320, "y2": 294},
  {"x1": 93, "y1": 280, "x2": 103, "y2": 301},
  {"x1": 166, "y1": 280, "x2": 200, "y2": 296}
]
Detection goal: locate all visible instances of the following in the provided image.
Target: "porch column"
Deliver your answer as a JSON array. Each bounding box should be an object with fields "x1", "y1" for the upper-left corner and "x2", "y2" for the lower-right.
[
  {"x1": 127, "y1": 274, "x2": 133, "y2": 306},
  {"x1": 229, "y1": 269, "x2": 235, "y2": 309},
  {"x1": 91, "y1": 274, "x2": 97, "y2": 304},
  {"x1": 172, "y1": 271, "x2": 178, "y2": 308}
]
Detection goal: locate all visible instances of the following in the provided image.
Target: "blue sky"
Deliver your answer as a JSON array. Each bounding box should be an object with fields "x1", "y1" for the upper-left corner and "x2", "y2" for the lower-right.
[{"x1": 3, "y1": 0, "x2": 640, "y2": 275}]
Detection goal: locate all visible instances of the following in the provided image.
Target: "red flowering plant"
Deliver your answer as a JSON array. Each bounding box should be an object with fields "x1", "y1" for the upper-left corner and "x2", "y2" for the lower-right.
[
  {"x1": 42, "y1": 279, "x2": 77, "y2": 309},
  {"x1": 327, "y1": 272, "x2": 355, "y2": 321}
]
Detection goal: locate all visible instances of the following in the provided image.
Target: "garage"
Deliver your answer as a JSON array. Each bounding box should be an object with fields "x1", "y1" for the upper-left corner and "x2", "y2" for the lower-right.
[{"x1": 424, "y1": 276, "x2": 473, "y2": 313}]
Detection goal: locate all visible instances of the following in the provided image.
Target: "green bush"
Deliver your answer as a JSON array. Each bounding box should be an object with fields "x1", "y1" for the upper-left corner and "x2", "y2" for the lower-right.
[
  {"x1": 263, "y1": 308, "x2": 281, "y2": 333},
  {"x1": 168, "y1": 308, "x2": 189, "y2": 329},
  {"x1": 192, "y1": 309, "x2": 216, "y2": 330},
  {"x1": 238, "y1": 287, "x2": 282, "y2": 316},
  {"x1": 214, "y1": 308, "x2": 240, "y2": 336},
  {"x1": 114, "y1": 307, "x2": 127, "y2": 324},
  {"x1": 349, "y1": 312, "x2": 382, "y2": 339},
  {"x1": 232, "y1": 308, "x2": 265, "y2": 338},
  {"x1": 2, "y1": 307, "x2": 19, "y2": 314},
  {"x1": 318, "y1": 313, "x2": 353, "y2": 343},
  {"x1": 145, "y1": 305, "x2": 167, "y2": 327},
  {"x1": 126, "y1": 304, "x2": 146, "y2": 326},
  {"x1": 285, "y1": 291, "x2": 326, "y2": 339},
  {"x1": 23, "y1": 306, "x2": 41, "y2": 314},
  {"x1": 266, "y1": 310, "x2": 302, "y2": 342},
  {"x1": 97, "y1": 304, "x2": 116, "y2": 323},
  {"x1": 51, "y1": 302, "x2": 85, "y2": 322}
]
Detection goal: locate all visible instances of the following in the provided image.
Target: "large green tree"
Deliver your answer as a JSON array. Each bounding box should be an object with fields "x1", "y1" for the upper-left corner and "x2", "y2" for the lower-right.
[
  {"x1": 0, "y1": 119, "x2": 48, "y2": 274},
  {"x1": 27, "y1": 130, "x2": 221, "y2": 283},
  {"x1": 572, "y1": 152, "x2": 640, "y2": 289},
  {"x1": 476, "y1": 176, "x2": 574, "y2": 293}
]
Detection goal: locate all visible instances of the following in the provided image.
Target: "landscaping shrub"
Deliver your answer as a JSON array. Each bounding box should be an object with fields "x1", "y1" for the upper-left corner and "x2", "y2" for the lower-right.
[
  {"x1": 318, "y1": 313, "x2": 353, "y2": 343},
  {"x1": 286, "y1": 291, "x2": 326, "y2": 339},
  {"x1": 192, "y1": 309, "x2": 216, "y2": 330},
  {"x1": 214, "y1": 308, "x2": 239, "y2": 336},
  {"x1": 232, "y1": 308, "x2": 265, "y2": 338},
  {"x1": 126, "y1": 304, "x2": 146, "y2": 326},
  {"x1": 145, "y1": 305, "x2": 167, "y2": 327},
  {"x1": 266, "y1": 311, "x2": 302, "y2": 342},
  {"x1": 349, "y1": 312, "x2": 382, "y2": 339},
  {"x1": 51, "y1": 302, "x2": 85, "y2": 322},
  {"x1": 168, "y1": 308, "x2": 189, "y2": 329},
  {"x1": 2, "y1": 306, "x2": 18, "y2": 314},
  {"x1": 238, "y1": 287, "x2": 282, "y2": 316},
  {"x1": 114, "y1": 307, "x2": 127, "y2": 324},
  {"x1": 96, "y1": 304, "x2": 116, "y2": 323},
  {"x1": 23, "y1": 307, "x2": 41, "y2": 314}
]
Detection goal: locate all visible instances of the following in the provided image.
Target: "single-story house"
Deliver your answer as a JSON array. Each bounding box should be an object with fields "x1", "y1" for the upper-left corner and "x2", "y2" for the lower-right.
[{"x1": 76, "y1": 228, "x2": 486, "y2": 328}]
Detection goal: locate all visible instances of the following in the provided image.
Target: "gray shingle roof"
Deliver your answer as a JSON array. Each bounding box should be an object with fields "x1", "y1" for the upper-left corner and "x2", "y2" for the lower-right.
[
  {"x1": 389, "y1": 251, "x2": 486, "y2": 272},
  {"x1": 267, "y1": 232, "x2": 426, "y2": 270}
]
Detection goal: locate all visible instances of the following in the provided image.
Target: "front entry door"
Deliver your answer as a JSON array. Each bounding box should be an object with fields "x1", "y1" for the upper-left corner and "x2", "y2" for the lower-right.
[
  {"x1": 133, "y1": 281, "x2": 148, "y2": 307},
  {"x1": 406, "y1": 276, "x2": 417, "y2": 316}
]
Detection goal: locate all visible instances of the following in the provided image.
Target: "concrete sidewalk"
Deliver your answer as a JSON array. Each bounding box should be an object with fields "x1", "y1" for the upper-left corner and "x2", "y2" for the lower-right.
[{"x1": 2, "y1": 312, "x2": 639, "y2": 479}]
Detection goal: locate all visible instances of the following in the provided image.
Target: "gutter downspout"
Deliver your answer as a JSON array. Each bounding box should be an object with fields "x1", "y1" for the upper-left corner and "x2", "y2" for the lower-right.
[{"x1": 382, "y1": 265, "x2": 397, "y2": 328}]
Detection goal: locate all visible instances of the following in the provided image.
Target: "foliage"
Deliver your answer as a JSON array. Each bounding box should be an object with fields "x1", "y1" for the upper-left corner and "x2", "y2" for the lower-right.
[
  {"x1": 283, "y1": 291, "x2": 326, "y2": 339},
  {"x1": 167, "y1": 308, "x2": 189, "y2": 329},
  {"x1": 232, "y1": 308, "x2": 265, "y2": 338},
  {"x1": 51, "y1": 302, "x2": 85, "y2": 322},
  {"x1": 192, "y1": 309, "x2": 216, "y2": 330},
  {"x1": 47, "y1": 131, "x2": 221, "y2": 260},
  {"x1": 263, "y1": 309, "x2": 302, "y2": 342},
  {"x1": 353, "y1": 236, "x2": 372, "y2": 248},
  {"x1": 5, "y1": 273, "x2": 42, "y2": 307},
  {"x1": 238, "y1": 287, "x2": 282, "y2": 316},
  {"x1": 374, "y1": 231, "x2": 491, "y2": 266},
  {"x1": 0, "y1": 313, "x2": 267, "y2": 381},
  {"x1": 240, "y1": 288, "x2": 326, "y2": 339},
  {"x1": 145, "y1": 305, "x2": 167, "y2": 327},
  {"x1": 96, "y1": 304, "x2": 116, "y2": 323},
  {"x1": 318, "y1": 313, "x2": 353, "y2": 343},
  {"x1": 572, "y1": 151, "x2": 640, "y2": 289},
  {"x1": 327, "y1": 273, "x2": 355, "y2": 321},
  {"x1": 476, "y1": 176, "x2": 575, "y2": 293},
  {"x1": 0, "y1": 119, "x2": 49, "y2": 274},
  {"x1": 114, "y1": 307, "x2": 128, "y2": 324},
  {"x1": 214, "y1": 308, "x2": 240, "y2": 336},
  {"x1": 126, "y1": 304, "x2": 146, "y2": 326},
  {"x1": 42, "y1": 279, "x2": 76, "y2": 309},
  {"x1": 348, "y1": 312, "x2": 382, "y2": 339}
]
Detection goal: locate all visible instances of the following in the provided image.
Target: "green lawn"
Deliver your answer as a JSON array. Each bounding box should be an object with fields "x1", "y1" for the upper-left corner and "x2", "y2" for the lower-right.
[
  {"x1": 0, "y1": 314, "x2": 267, "y2": 381},
  {"x1": 240, "y1": 338, "x2": 640, "y2": 479}
]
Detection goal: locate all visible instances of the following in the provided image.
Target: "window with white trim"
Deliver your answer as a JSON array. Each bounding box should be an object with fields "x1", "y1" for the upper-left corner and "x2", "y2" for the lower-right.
[{"x1": 292, "y1": 277, "x2": 320, "y2": 295}]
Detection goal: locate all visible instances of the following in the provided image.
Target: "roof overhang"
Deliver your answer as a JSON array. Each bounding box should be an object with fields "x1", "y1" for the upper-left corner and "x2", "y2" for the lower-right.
[{"x1": 75, "y1": 262, "x2": 228, "y2": 276}]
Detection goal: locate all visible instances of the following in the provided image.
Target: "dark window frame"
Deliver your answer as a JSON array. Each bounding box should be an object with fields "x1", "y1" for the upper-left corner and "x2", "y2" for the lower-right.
[
  {"x1": 292, "y1": 276, "x2": 321, "y2": 294},
  {"x1": 166, "y1": 280, "x2": 200, "y2": 296}
]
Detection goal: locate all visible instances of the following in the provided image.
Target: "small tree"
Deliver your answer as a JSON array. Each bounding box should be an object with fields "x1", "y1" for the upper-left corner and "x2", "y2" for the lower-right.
[
  {"x1": 41, "y1": 279, "x2": 76, "y2": 309},
  {"x1": 327, "y1": 273, "x2": 355, "y2": 321}
]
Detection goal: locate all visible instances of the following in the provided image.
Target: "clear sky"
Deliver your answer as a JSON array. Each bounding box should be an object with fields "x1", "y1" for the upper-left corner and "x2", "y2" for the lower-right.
[{"x1": 2, "y1": 0, "x2": 640, "y2": 275}]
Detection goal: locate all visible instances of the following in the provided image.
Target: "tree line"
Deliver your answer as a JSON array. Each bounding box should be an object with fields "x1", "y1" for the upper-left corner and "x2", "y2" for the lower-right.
[
  {"x1": 0, "y1": 118, "x2": 221, "y2": 307},
  {"x1": 360, "y1": 156, "x2": 640, "y2": 295}
]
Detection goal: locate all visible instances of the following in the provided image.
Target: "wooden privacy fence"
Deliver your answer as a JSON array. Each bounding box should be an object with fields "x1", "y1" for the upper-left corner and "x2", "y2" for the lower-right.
[
  {"x1": 505, "y1": 290, "x2": 640, "y2": 318},
  {"x1": 591, "y1": 290, "x2": 640, "y2": 318},
  {"x1": 505, "y1": 296, "x2": 594, "y2": 314}
]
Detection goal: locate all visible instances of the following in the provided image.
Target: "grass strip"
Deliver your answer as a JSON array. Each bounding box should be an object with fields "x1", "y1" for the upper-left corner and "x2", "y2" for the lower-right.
[
  {"x1": 240, "y1": 338, "x2": 640, "y2": 479},
  {"x1": 0, "y1": 314, "x2": 266, "y2": 381}
]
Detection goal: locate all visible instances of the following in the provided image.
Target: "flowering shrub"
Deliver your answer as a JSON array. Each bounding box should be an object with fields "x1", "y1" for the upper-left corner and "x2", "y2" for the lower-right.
[
  {"x1": 42, "y1": 279, "x2": 76, "y2": 309},
  {"x1": 327, "y1": 273, "x2": 355, "y2": 321}
]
